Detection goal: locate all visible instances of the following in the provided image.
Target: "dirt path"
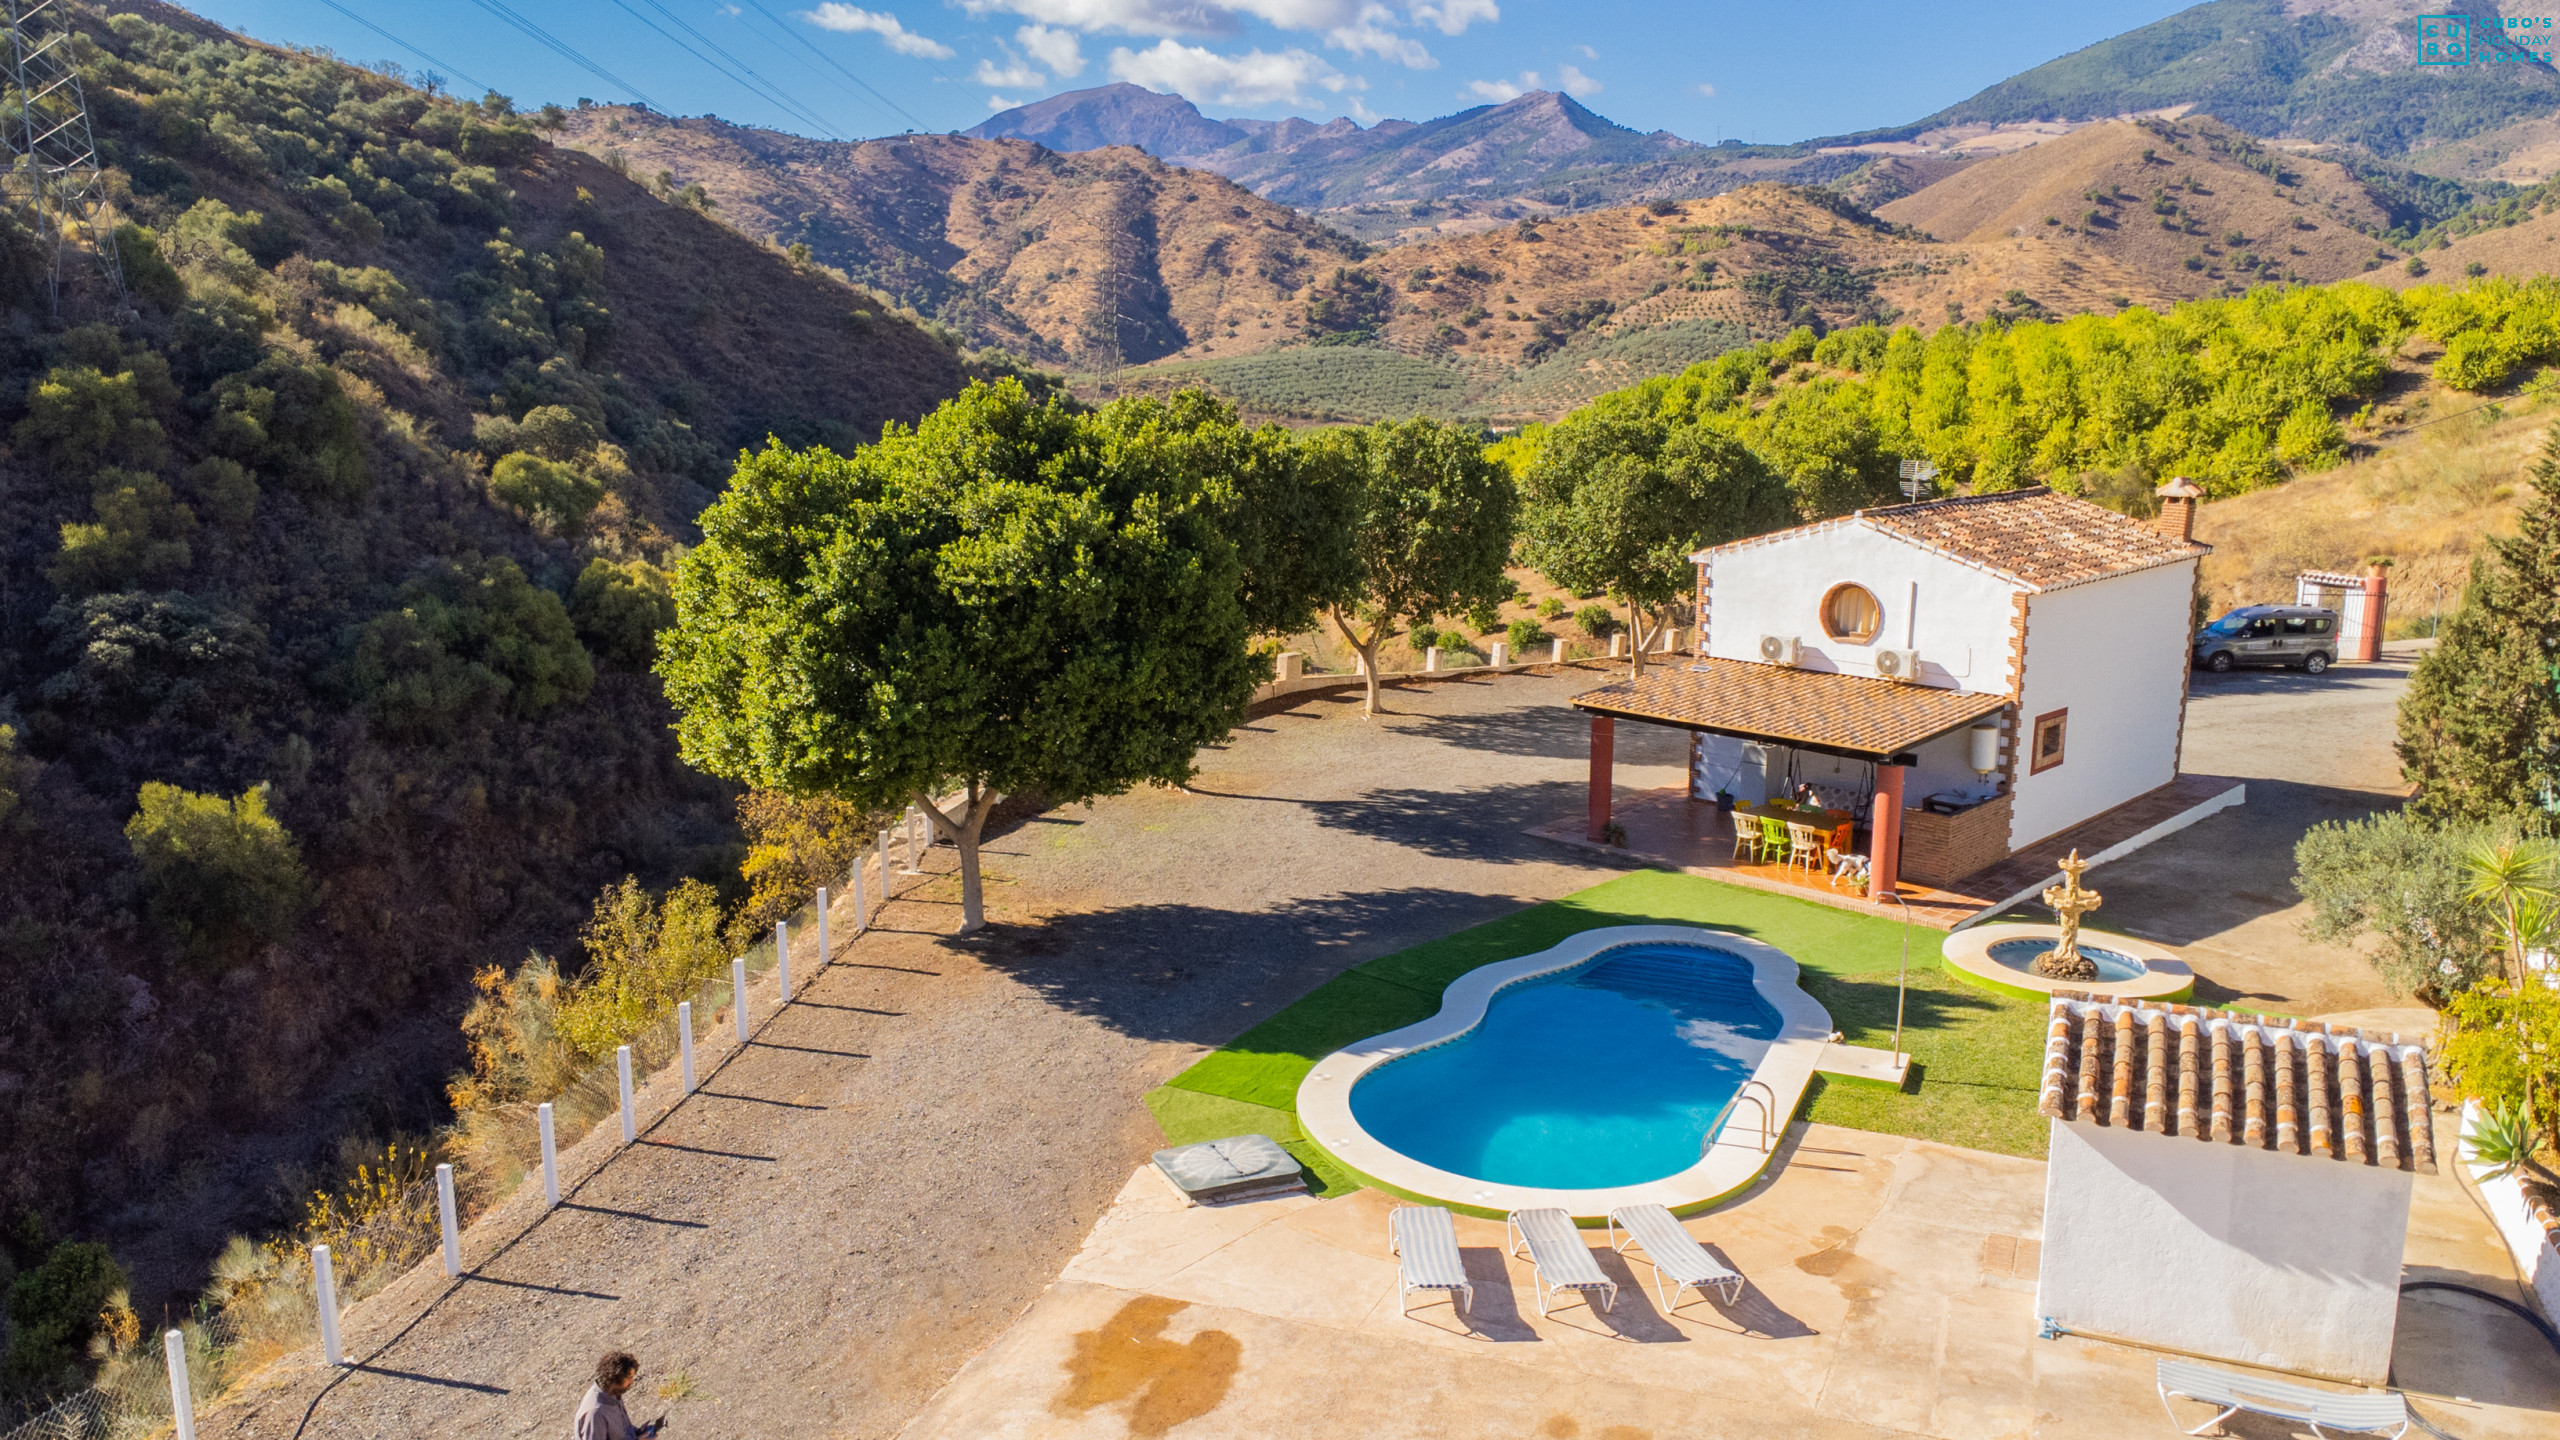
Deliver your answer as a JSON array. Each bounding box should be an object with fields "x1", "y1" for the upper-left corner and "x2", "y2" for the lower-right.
[{"x1": 194, "y1": 670, "x2": 1690, "y2": 1440}]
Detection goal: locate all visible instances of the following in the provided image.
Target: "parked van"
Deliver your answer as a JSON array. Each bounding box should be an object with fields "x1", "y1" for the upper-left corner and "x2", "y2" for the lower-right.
[{"x1": 2193, "y1": 605, "x2": 2341, "y2": 674}]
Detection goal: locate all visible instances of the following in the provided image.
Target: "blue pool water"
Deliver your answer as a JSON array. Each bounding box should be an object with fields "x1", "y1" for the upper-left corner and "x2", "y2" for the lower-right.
[
  {"x1": 1347, "y1": 943, "x2": 1784, "y2": 1190},
  {"x1": 1985, "y1": 937, "x2": 2148, "y2": 984}
]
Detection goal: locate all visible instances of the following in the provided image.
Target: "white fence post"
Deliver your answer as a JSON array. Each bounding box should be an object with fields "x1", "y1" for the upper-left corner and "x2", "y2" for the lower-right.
[
  {"x1": 732, "y1": 958, "x2": 749, "y2": 1042},
  {"x1": 775, "y1": 920, "x2": 791, "y2": 1001},
  {"x1": 816, "y1": 886, "x2": 829, "y2": 967},
  {"x1": 1425, "y1": 645, "x2": 1441, "y2": 673},
  {"x1": 312, "y1": 1244, "x2": 344, "y2": 1367},
  {"x1": 1551, "y1": 637, "x2": 1564, "y2": 664},
  {"x1": 538, "y1": 1102, "x2": 559, "y2": 1206},
  {"x1": 678, "y1": 1001, "x2": 695, "y2": 1093},
  {"x1": 436, "y1": 1163, "x2": 460, "y2": 1276},
  {"x1": 1490, "y1": 640, "x2": 1509, "y2": 667},
  {"x1": 165, "y1": 1329, "x2": 196, "y2": 1440},
  {"x1": 617, "y1": 1045, "x2": 636, "y2": 1144},
  {"x1": 902, "y1": 809, "x2": 923, "y2": 874},
  {"x1": 877, "y1": 828, "x2": 891, "y2": 890},
  {"x1": 852, "y1": 859, "x2": 866, "y2": 935}
]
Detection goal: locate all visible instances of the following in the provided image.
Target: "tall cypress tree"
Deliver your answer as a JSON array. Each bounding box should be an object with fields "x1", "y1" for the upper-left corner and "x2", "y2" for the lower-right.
[{"x1": 2399, "y1": 422, "x2": 2560, "y2": 825}]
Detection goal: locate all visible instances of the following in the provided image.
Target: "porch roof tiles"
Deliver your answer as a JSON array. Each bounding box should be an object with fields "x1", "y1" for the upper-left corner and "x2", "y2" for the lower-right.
[
  {"x1": 2038, "y1": 996, "x2": 2436, "y2": 1174},
  {"x1": 1570, "y1": 658, "x2": 2010, "y2": 760}
]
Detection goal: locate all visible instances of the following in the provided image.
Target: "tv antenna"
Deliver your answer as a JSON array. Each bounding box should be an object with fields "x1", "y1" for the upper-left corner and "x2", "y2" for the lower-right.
[
  {"x1": 1897, "y1": 458, "x2": 1938, "y2": 502},
  {"x1": 2, "y1": 0, "x2": 123, "y2": 316}
]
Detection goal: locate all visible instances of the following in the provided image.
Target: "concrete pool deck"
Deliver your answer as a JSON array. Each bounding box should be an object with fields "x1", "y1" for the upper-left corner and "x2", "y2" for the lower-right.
[{"x1": 902, "y1": 1115, "x2": 2560, "y2": 1439}]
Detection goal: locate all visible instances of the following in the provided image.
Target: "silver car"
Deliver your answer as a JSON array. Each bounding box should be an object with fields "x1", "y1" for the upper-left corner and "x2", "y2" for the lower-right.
[{"x1": 2193, "y1": 605, "x2": 2340, "y2": 674}]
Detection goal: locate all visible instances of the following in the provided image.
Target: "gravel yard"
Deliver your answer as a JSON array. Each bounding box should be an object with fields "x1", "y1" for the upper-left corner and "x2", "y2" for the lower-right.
[{"x1": 195, "y1": 669, "x2": 1688, "y2": 1440}]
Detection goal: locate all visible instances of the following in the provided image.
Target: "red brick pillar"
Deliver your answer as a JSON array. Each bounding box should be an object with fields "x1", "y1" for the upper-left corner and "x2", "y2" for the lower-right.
[
  {"x1": 2355, "y1": 564, "x2": 2388, "y2": 663},
  {"x1": 1586, "y1": 716, "x2": 1615, "y2": 843},
  {"x1": 1872, "y1": 763, "x2": 1907, "y2": 895}
]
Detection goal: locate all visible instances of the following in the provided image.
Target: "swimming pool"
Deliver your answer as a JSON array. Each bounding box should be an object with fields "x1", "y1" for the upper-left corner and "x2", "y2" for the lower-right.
[
  {"x1": 1349, "y1": 944, "x2": 1782, "y2": 1189},
  {"x1": 1295, "y1": 924, "x2": 1836, "y2": 1218}
]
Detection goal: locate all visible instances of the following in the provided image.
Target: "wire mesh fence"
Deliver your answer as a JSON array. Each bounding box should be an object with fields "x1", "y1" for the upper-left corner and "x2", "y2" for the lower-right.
[{"x1": 0, "y1": 1312, "x2": 239, "y2": 1440}]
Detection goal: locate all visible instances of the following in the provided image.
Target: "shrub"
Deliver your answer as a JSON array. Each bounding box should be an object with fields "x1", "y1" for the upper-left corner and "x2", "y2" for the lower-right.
[
  {"x1": 1505, "y1": 616, "x2": 1545, "y2": 653},
  {"x1": 125, "y1": 782, "x2": 312, "y2": 970},
  {"x1": 2, "y1": 1242, "x2": 131, "y2": 1399},
  {"x1": 111, "y1": 223, "x2": 186, "y2": 309},
  {"x1": 1467, "y1": 600, "x2": 1502, "y2": 633},
  {"x1": 38, "y1": 590, "x2": 267, "y2": 725},
  {"x1": 489, "y1": 452, "x2": 603, "y2": 534},
  {"x1": 2294, "y1": 811, "x2": 2508, "y2": 1000},
  {"x1": 731, "y1": 790, "x2": 880, "y2": 947},
  {"x1": 180, "y1": 456, "x2": 258, "y2": 531},
  {"x1": 1575, "y1": 603, "x2": 1618, "y2": 639},
  {"x1": 47, "y1": 468, "x2": 198, "y2": 594},
  {"x1": 570, "y1": 557, "x2": 675, "y2": 669},
  {"x1": 1536, "y1": 595, "x2": 1567, "y2": 620},
  {"x1": 341, "y1": 555, "x2": 593, "y2": 737},
  {"x1": 14, "y1": 365, "x2": 167, "y2": 480},
  {"x1": 208, "y1": 357, "x2": 369, "y2": 503},
  {"x1": 557, "y1": 877, "x2": 729, "y2": 1061},
  {"x1": 514, "y1": 404, "x2": 600, "y2": 463}
]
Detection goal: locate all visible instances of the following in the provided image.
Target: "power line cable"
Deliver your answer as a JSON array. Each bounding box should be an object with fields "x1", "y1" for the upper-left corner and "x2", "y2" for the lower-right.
[
  {"x1": 731, "y1": 0, "x2": 919, "y2": 130},
  {"x1": 463, "y1": 0, "x2": 662, "y2": 110},
  {"x1": 605, "y1": 0, "x2": 846, "y2": 139},
  {"x1": 314, "y1": 0, "x2": 491, "y2": 94}
]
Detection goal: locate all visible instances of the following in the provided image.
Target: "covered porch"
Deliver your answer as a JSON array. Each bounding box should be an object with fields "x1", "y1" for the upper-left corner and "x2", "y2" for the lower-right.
[{"x1": 1569, "y1": 658, "x2": 2015, "y2": 906}]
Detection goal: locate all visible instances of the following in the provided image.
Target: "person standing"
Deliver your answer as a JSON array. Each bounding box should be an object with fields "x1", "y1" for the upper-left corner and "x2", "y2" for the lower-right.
[{"x1": 573, "y1": 1351, "x2": 663, "y2": 1439}]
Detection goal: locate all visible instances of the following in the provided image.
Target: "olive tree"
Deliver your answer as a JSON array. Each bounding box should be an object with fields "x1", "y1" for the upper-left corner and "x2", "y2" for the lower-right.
[
  {"x1": 1323, "y1": 418, "x2": 1516, "y2": 715},
  {"x1": 1521, "y1": 408, "x2": 1792, "y2": 677},
  {"x1": 658, "y1": 381, "x2": 1270, "y2": 932}
]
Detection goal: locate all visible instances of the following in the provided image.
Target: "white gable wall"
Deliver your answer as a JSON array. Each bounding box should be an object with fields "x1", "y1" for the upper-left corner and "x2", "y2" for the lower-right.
[
  {"x1": 2009, "y1": 559, "x2": 2195, "y2": 849},
  {"x1": 1703, "y1": 524, "x2": 2021, "y2": 697},
  {"x1": 2037, "y1": 1118, "x2": 2411, "y2": 1384}
]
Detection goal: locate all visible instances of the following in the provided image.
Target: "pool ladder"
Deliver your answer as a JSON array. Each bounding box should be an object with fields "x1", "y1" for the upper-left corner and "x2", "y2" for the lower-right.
[{"x1": 1706, "y1": 1079, "x2": 1778, "y2": 1157}]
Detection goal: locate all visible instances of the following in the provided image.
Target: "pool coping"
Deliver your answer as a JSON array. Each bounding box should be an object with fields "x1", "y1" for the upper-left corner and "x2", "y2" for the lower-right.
[
  {"x1": 1292, "y1": 924, "x2": 1834, "y2": 1222},
  {"x1": 1940, "y1": 923, "x2": 2195, "y2": 1003}
]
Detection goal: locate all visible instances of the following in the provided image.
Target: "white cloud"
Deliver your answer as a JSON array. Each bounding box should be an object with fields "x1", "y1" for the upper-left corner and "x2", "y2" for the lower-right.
[
  {"x1": 987, "y1": 93, "x2": 1021, "y2": 109},
  {"x1": 1327, "y1": 3, "x2": 1432, "y2": 67},
  {"x1": 1108, "y1": 39, "x2": 1355, "y2": 106},
  {"x1": 1018, "y1": 23, "x2": 1088, "y2": 75},
  {"x1": 975, "y1": 55, "x2": 1047, "y2": 86},
  {"x1": 962, "y1": 0, "x2": 1361, "y2": 36},
  {"x1": 1694, "y1": 81, "x2": 1716, "y2": 98},
  {"x1": 801, "y1": 5, "x2": 957, "y2": 59},
  {"x1": 1573, "y1": 43, "x2": 1596, "y2": 59},
  {"x1": 1557, "y1": 63, "x2": 1598, "y2": 96},
  {"x1": 1465, "y1": 71, "x2": 1529, "y2": 101},
  {"x1": 1411, "y1": 0, "x2": 1496, "y2": 36}
]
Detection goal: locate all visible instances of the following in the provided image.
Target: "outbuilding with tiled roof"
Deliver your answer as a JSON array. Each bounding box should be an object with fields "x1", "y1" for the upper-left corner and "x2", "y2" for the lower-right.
[{"x1": 2032, "y1": 994, "x2": 2433, "y2": 1385}]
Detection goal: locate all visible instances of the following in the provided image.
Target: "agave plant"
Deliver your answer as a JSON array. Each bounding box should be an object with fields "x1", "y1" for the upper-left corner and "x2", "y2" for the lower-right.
[{"x1": 2467, "y1": 1099, "x2": 2556, "y2": 1186}]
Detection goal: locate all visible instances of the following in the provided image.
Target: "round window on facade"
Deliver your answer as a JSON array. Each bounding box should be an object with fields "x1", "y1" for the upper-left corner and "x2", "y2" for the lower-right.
[{"x1": 1821, "y1": 583, "x2": 1883, "y2": 644}]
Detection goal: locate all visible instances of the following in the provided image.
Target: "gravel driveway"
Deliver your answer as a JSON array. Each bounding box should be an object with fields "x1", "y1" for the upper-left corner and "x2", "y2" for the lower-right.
[{"x1": 195, "y1": 669, "x2": 1688, "y2": 1440}]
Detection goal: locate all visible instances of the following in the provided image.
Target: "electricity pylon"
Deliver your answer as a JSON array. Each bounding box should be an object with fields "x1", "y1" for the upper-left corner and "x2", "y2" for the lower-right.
[{"x1": 2, "y1": 0, "x2": 123, "y2": 315}]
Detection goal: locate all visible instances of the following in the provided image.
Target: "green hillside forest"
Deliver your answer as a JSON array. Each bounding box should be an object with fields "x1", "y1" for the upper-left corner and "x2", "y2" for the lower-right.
[{"x1": 0, "y1": 4, "x2": 975, "y2": 1327}]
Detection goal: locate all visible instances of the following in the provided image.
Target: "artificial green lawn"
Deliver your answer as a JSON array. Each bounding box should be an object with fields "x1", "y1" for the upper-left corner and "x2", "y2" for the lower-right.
[{"x1": 1148, "y1": 871, "x2": 2054, "y2": 1193}]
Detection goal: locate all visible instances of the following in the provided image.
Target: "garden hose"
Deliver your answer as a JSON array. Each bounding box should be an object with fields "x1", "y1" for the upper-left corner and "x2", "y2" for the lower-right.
[{"x1": 2398, "y1": 1279, "x2": 2560, "y2": 1357}]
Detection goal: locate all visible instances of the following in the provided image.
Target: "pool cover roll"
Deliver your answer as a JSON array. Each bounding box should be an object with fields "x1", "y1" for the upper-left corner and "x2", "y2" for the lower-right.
[{"x1": 1152, "y1": 1134, "x2": 1306, "y2": 1204}]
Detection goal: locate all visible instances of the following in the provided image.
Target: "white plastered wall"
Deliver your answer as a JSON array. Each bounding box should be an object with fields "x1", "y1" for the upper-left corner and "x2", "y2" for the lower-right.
[
  {"x1": 2008, "y1": 559, "x2": 2195, "y2": 850},
  {"x1": 1703, "y1": 524, "x2": 2021, "y2": 697},
  {"x1": 2036, "y1": 1119, "x2": 2412, "y2": 1385}
]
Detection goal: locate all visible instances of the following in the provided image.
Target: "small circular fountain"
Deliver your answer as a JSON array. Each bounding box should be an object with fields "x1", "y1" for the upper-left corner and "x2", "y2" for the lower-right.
[{"x1": 1942, "y1": 850, "x2": 2195, "y2": 1001}]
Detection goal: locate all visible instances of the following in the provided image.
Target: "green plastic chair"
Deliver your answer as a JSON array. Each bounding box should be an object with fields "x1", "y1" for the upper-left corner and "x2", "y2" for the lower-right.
[{"x1": 1757, "y1": 814, "x2": 1791, "y2": 865}]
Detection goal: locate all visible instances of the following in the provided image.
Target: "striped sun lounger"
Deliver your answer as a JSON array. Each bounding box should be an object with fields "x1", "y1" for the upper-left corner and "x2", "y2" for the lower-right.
[
  {"x1": 1388, "y1": 1205, "x2": 1472, "y2": 1320},
  {"x1": 1506, "y1": 1207, "x2": 1618, "y2": 1317},
  {"x1": 2155, "y1": 1359, "x2": 2411, "y2": 1437},
  {"x1": 1606, "y1": 1204, "x2": 1743, "y2": 1313}
]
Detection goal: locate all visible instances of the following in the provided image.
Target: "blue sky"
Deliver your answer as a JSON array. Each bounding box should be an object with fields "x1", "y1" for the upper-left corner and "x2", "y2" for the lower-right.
[{"x1": 195, "y1": 1, "x2": 2195, "y2": 142}]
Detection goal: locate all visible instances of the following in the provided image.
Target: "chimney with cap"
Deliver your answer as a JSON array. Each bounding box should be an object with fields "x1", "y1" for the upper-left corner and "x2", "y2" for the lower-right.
[{"x1": 2154, "y1": 476, "x2": 2204, "y2": 542}]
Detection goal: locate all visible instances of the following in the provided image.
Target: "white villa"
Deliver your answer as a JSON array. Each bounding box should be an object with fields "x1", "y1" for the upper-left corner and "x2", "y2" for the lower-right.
[{"x1": 1572, "y1": 479, "x2": 2212, "y2": 896}]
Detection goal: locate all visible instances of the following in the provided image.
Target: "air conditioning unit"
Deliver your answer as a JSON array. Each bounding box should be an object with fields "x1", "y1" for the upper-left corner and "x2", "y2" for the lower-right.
[
  {"x1": 1873, "y1": 647, "x2": 1922, "y2": 682},
  {"x1": 1758, "y1": 634, "x2": 1801, "y2": 666}
]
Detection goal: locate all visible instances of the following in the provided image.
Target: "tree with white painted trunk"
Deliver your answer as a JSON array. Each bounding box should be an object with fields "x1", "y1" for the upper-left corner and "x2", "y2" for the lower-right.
[
  {"x1": 1321, "y1": 418, "x2": 1517, "y2": 716},
  {"x1": 657, "y1": 381, "x2": 1266, "y2": 933},
  {"x1": 1519, "y1": 408, "x2": 1790, "y2": 678}
]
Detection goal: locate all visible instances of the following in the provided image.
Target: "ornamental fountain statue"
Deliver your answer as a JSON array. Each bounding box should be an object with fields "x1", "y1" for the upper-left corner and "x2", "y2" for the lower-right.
[{"x1": 2033, "y1": 849, "x2": 2103, "y2": 981}]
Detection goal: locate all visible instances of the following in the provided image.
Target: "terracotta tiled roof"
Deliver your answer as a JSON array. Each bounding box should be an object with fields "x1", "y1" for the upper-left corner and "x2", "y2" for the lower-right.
[
  {"x1": 2038, "y1": 997, "x2": 2436, "y2": 1174},
  {"x1": 1571, "y1": 657, "x2": 2010, "y2": 759},
  {"x1": 1695, "y1": 487, "x2": 2207, "y2": 592}
]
